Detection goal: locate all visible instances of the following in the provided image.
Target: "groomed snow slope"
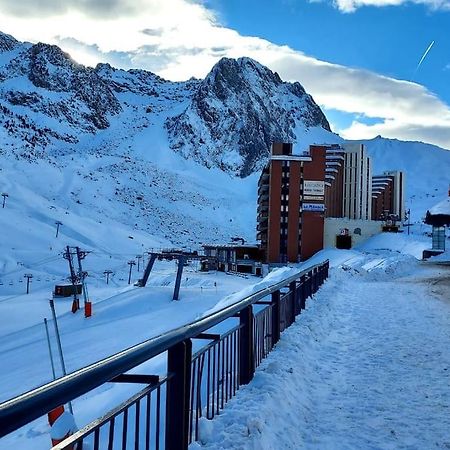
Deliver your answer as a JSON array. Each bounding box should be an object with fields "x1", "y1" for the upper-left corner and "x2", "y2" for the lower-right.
[{"x1": 192, "y1": 238, "x2": 450, "y2": 450}]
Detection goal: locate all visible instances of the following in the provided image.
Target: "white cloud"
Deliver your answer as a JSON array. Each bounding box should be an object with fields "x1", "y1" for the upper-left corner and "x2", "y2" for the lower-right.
[
  {"x1": 0, "y1": 0, "x2": 449, "y2": 149},
  {"x1": 340, "y1": 120, "x2": 450, "y2": 148},
  {"x1": 330, "y1": 0, "x2": 450, "y2": 13}
]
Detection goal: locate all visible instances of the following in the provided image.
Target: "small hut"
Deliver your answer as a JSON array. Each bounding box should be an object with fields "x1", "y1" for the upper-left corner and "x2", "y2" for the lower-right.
[{"x1": 423, "y1": 196, "x2": 450, "y2": 259}]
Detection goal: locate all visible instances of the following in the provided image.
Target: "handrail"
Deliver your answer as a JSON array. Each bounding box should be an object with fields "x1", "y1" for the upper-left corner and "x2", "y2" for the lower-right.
[{"x1": 0, "y1": 260, "x2": 328, "y2": 438}]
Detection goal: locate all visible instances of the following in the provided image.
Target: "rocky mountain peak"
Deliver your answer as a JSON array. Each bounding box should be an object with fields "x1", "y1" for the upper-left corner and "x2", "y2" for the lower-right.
[
  {"x1": 166, "y1": 56, "x2": 332, "y2": 177},
  {"x1": 1, "y1": 40, "x2": 122, "y2": 132},
  {"x1": 0, "y1": 31, "x2": 18, "y2": 52},
  {"x1": 201, "y1": 57, "x2": 283, "y2": 102}
]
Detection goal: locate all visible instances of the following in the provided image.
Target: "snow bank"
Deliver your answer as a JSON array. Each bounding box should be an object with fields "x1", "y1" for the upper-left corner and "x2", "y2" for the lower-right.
[
  {"x1": 200, "y1": 266, "x2": 306, "y2": 316},
  {"x1": 357, "y1": 232, "x2": 428, "y2": 259}
]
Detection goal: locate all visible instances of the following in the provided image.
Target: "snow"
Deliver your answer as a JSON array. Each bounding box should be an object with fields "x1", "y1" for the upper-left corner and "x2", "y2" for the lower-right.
[
  {"x1": 202, "y1": 266, "x2": 306, "y2": 316},
  {"x1": 50, "y1": 412, "x2": 77, "y2": 440},
  {"x1": 1, "y1": 231, "x2": 449, "y2": 449},
  {"x1": 191, "y1": 236, "x2": 450, "y2": 450},
  {"x1": 429, "y1": 197, "x2": 450, "y2": 216}
]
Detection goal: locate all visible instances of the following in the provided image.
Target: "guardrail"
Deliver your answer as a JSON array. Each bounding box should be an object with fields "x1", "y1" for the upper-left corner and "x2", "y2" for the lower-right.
[{"x1": 0, "y1": 259, "x2": 329, "y2": 449}]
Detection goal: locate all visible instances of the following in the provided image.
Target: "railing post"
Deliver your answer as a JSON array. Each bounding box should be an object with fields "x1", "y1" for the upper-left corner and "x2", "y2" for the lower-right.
[
  {"x1": 293, "y1": 279, "x2": 301, "y2": 316},
  {"x1": 289, "y1": 281, "x2": 297, "y2": 324},
  {"x1": 307, "y1": 271, "x2": 312, "y2": 297},
  {"x1": 271, "y1": 291, "x2": 280, "y2": 345},
  {"x1": 313, "y1": 268, "x2": 318, "y2": 293},
  {"x1": 239, "y1": 305, "x2": 254, "y2": 385},
  {"x1": 299, "y1": 275, "x2": 306, "y2": 310},
  {"x1": 165, "y1": 339, "x2": 192, "y2": 450}
]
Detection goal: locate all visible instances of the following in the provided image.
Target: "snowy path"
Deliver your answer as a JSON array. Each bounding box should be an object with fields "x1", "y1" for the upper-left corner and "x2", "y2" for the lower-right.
[{"x1": 194, "y1": 262, "x2": 450, "y2": 449}]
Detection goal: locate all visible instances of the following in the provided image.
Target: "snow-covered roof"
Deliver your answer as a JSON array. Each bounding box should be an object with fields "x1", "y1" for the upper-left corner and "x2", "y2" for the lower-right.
[
  {"x1": 203, "y1": 243, "x2": 260, "y2": 249},
  {"x1": 429, "y1": 197, "x2": 450, "y2": 216}
]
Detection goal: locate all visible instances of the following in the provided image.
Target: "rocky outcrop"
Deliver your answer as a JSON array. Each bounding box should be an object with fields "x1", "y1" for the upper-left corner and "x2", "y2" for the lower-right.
[
  {"x1": 165, "y1": 57, "x2": 331, "y2": 177},
  {"x1": 3, "y1": 42, "x2": 121, "y2": 131}
]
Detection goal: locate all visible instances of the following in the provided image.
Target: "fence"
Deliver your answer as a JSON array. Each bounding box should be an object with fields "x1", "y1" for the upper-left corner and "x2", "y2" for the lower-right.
[{"x1": 0, "y1": 260, "x2": 329, "y2": 449}]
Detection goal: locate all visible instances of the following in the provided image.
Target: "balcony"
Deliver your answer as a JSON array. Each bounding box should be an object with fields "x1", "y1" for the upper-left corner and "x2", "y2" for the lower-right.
[
  {"x1": 258, "y1": 171, "x2": 269, "y2": 187},
  {"x1": 257, "y1": 222, "x2": 268, "y2": 233},
  {"x1": 256, "y1": 232, "x2": 268, "y2": 242},
  {"x1": 257, "y1": 183, "x2": 269, "y2": 196}
]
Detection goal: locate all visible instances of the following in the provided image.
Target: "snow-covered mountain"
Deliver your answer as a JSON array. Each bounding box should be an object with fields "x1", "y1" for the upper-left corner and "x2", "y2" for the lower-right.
[
  {"x1": 0, "y1": 31, "x2": 333, "y2": 176},
  {"x1": 166, "y1": 57, "x2": 331, "y2": 176}
]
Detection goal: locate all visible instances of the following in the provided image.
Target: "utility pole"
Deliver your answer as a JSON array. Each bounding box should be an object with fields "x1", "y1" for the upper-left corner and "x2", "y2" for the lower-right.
[
  {"x1": 2, "y1": 193, "x2": 8, "y2": 209},
  {"x1": 407, "y1": 208, "x2": 411, "y2": 236},
  {"x1": 127, "y1": 260, "x2": 136, "y2": 285},
  {"x1": 104, "y1": 270, "x2": 113, "y2": 285},
  {"x1": 49, "y1": 298, "x2": 73, "y2": 414},
  {"x1": 24, "y1": 273, "x2": 33, "y2": 294},
  {"x1": 76, "y1": 247, "x2": 89, "y2": 308},
  {"x1": 63, "y1": 246, "x2": 80, "y2": 312},
  {"x1": 136, "y1": 255, "x2": 142, "y2": 272},
  {"x1": 55, "y1": 221, "x2": 63, "y2": 238},
  {"x1": 43, "y1": 318, "x2": 57, "y2": 380}
]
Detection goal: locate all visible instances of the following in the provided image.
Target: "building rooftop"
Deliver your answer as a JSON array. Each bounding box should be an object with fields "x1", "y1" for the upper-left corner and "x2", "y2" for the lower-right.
[{"x1": 202, "y1": 243, "x2": 260, "y2": 249}]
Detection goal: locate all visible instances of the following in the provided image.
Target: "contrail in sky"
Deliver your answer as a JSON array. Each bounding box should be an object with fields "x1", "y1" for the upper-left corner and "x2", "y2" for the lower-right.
[{"x1": 411, "y1": 40, "x2": 435, "y2": 80}]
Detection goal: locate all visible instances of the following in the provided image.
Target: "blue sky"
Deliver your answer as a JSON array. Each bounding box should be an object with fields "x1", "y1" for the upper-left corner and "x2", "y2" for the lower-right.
[
  {"x1": 213, "y1": 0, "x2": 449, "y2": 128},
  {"x1": 0, "y1": 0, "x2": 449, "y2": 148}
]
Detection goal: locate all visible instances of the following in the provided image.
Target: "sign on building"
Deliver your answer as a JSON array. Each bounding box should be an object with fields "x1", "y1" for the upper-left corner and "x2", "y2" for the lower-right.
[
  {"x1": 304, "y1": 180, "x2": 325, "y2": 196},
  {"x1": 303, "y1": 203, "x2": 325, "y2": 212},
  {"x1": 303, "y1": 195, "x2": 324, "y2": 201}
]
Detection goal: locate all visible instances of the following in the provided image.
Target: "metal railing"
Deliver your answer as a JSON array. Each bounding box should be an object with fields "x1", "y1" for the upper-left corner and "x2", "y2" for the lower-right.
[{"x1": 0, "y1": 260, "x2": 329, "y2": 450}]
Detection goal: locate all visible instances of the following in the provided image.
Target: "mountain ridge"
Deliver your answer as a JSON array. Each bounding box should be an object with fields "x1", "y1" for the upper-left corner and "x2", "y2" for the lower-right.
[{"x1": 0, "y1": 31, "x2": 334, "y2": 176}]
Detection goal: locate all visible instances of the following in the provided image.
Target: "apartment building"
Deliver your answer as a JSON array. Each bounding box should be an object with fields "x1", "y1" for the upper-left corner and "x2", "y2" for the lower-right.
[
  {"x1": 341, "y1": 143, "x2": 372, "y2": 220},
  {"x1": 257, "y1": 143, "x2": 326, "y2": 263},
  {"x1": 372, "y1": 170, "x2": 405, "y2": 220}
]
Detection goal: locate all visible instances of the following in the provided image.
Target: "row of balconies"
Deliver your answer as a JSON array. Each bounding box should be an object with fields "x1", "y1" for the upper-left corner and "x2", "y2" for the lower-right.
[{"x1": 257, "y1": 182, "x2": 269, "y2": 197}]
